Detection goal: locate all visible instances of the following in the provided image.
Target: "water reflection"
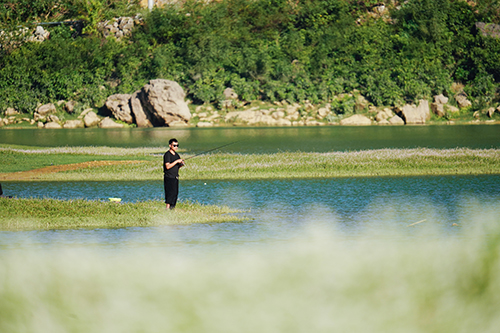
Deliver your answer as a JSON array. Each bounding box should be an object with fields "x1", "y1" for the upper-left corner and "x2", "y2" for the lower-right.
[{"x1": 1, "y1": 125, "x2": 499, "y2": 152}]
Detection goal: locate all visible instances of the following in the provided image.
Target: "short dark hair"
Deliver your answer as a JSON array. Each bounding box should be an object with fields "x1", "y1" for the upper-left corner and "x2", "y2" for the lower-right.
[{"x1": 169, "y1": 138, "x2": 178, "y2": 145}]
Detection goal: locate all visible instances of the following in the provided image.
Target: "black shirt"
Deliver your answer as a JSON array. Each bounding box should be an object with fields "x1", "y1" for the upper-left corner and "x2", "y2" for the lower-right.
[{"x1": 163, "y1": 150, "x2": 181, "y2": 178}]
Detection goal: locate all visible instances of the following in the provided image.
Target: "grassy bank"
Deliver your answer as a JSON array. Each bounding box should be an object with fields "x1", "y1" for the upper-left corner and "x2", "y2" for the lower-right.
[
  {"x1": 1, "y1": 146, "x2": 499, "y2": 181},
  {"x1": 0, "y1": 198, "x2": 246, "y2": 230},
  {"x1": 1, "y1": 214, "x2": 500, "y2": 332}
]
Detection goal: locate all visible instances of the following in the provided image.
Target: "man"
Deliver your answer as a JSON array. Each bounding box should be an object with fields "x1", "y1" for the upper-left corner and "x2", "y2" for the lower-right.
[{"x1": 163, "y1": 138, "x2": 184, "y2": 209}]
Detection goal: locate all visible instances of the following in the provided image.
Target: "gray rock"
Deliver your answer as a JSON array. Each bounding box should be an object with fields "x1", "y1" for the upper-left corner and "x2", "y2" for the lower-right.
[
  {"x1": 63, "y1": 120, "x2": 84, "y2": 129},
  {"x1": 105, "y1": 94, "x2": 134, "y2": 124},
  {"x1": 434, "y1": 94, "x2": 449, "y2": 104},
  {"x1": 223, "y1": 88, "x2": 238, "y2": 100},
  {"x1": 37, "y1": 103, "x2": 56, "y2": 116},
  {"x1": 44, "y1": 122, "x2": 62, "y2": 129},
  {"x1": 196, "y1": 121, "x2": 213, "y2": 127},
  {"x1": 48, "y1": 115, "x2": 60, "y2": 123},
  {"x1": 141, "y1": 79, "x2": 191, "y2": 126},
  {"x1": 5, "y1": 107, "x2": 19, "y2": 116},
  {"x1": 431, "y1": 103, "x2": 445, "y2": 117},
  {"x1": 37, "y1": 121, "x2": 44, "y2": 128},
  {"x1": 99, "y1": 117, "x2": 124, "y2": 128},
  {"x1": 388, "y1": 115, "x2": 405, "y2": 125},
  {"x1": 487, "y1": 107, "x2": 496, "y2": 118},
  {"x1": 339, "y1": 114, "x2": 372, "y2": 126},
  {"x1": 65, "y1": 100, "x2": 77, "y2": 113},
  {"x1": 84, "y1": 111, "x2": 100, "y2": 127},
  {"x1": 455, "y1": 94, "x2": 472, "y2": 108},
  {"x1": 375, "y1": 111, "x2": 389, "y2": 122},
  {"x1": 130, "y1": 90, "x2": 153, "y2": 128},
  {"x1": 397, "y1": 100, "x2": 430, "y2": 124},
  {"x1": 377, "y1": 119, "x2": 390, "y2": 125}
]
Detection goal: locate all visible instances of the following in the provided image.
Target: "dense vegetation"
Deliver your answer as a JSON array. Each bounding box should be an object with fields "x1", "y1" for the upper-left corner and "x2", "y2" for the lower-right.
[{"x1": 1, "y1": 0, "x2": 500, "y2": 115}]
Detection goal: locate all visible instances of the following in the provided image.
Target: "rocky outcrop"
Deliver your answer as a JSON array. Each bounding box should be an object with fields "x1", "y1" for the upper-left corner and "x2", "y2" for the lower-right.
[
  {"x1": 105, "y1": 94, "x2": 134, "y2": 124},
  {"x1": 339, "y1": 114, "x2": 372, "y2": 125},
  {"x1": 4, "y1": 108, "x2": 18, "y2": 116},
  {"x1": 396, "y1": 100, "x2": 430, "y2": 124},
  {"x1": 431, "y1": 94, "x2": 460, "y2": 117},
  {"x1": 141, "y1": 79, "x2": 191, "y2": 126}
]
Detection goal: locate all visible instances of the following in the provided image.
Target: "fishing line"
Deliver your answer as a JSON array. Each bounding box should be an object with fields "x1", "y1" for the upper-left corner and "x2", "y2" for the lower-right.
[{"x1": 184, "y1": 140, "x2": 241, "y2": 160}]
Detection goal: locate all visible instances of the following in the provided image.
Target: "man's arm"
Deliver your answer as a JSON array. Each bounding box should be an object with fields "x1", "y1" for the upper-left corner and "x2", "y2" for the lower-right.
[{"x1": 165, "y1": 158, "x2": 184, "y2": 170}]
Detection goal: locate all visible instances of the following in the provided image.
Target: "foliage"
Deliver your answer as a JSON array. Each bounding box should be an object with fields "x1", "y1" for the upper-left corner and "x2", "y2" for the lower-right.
[{"x1": 1, "y1": 0, "x2": 500, "y2": 114}]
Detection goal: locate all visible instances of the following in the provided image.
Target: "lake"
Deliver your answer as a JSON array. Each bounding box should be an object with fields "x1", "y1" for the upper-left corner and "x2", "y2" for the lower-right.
[
  {"x1": 1, "y1": 125, "x2": 499, "y2": 153},
  {"x1": 1, "y1": 175, "x2": 499, "y2": 252}
]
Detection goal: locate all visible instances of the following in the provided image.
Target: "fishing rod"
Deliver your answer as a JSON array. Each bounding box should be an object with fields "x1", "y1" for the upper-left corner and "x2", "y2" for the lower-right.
[{"x1": 184, "y1": 140, "x2": 241, "y2": 160}]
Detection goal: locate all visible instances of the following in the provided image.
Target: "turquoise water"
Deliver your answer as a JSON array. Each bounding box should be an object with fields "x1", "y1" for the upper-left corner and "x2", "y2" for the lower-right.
[
  {"x1": 2, "y1": 175, "x2": 499, "y2": 251},
  {"x1": 1, "y1": 125, "x2": 499, "y2": 153}
]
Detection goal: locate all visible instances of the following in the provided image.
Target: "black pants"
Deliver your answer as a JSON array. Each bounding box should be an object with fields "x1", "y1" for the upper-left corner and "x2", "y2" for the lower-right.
[{"x1": 164, "y1": 176, "x2": 179, "y2": 207}]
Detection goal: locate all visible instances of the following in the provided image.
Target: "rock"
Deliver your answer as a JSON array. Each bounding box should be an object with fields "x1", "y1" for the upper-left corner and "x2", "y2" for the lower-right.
[
  {"x1": 168, "y1": 120, "x2": 188, "y2": 127},
  {"x1": 141, "y1": 79, "x2": 191, "y2": 126},
  {"x1": 0, "y1": 118, "x2": 2, "y2": 127},
  {"x1": 44, "y1": 122, "x2": 62, "y2": 129},
  {"x1": 63, "y1": 120, "x2": 84, "y2": 129},
  {"x1": 339, "y1": 114, "x2": 372, "y2": 126},
  {"x1": 223, "y1": 88, "x2": 238, "y2": 100},
  {"x1": 473, "y1": 111, "x2": 481, "y2": 119},
  {"x1": 317, "y1": 106, "x2": 331, "y2": 118},
  {"x1": 377, "y1": 119, "x2": 390, "y2": 125},
  {"x1": 99, "y1": 117, "x2": 124, "y2": 128},
  {"x1": 305, "y1": 119, "x2": 324, "y2": 126},
  {"x1": 487, "y1": 107, "x2": 496, "y2": 118},
  {"x1": 375, "y1": 111, "x2": 389, "y2": 122},
  {"x1": 396, "y1": 100, "x2": 430, "y2": 124},
  {"x1": 355, "y1": 94, "x2": 369, "y2": 111},
  {"x1": 475, "y1": 22, "x2": 500, "y2": 39},
  {"x1": 497, "y1": 105, "x2": 500, "y2": 113},
  {"x1": 434, "y1": 94, "x2": 449, "y2": 105},
  {"x1": 83, "y1": 111, "x2": 100, "y2": 127},
  {"x1": 37, "y1": 103, "x2": 56, "y2": 116},
  {"x1": 431, "y1": 103, "x2": 445, "y2": 117},
  {"x1": 388, "y1": 115, "x2": 405, "y2": 125},
  {"x1": 105, "y1": 94, "x2": 134, "y2": 124},
  {"x1": 455, "y1": 94, "x2": 472, "y2": 108},
  {"x1": 48, "y1": 115, "x2": 60, "y2": 123},
  {"x1": 4, "y1": 107, "x2": 18, "y2": 116},
  {"x1": 79, "y1": 108, "x2": 93, "y2": 119},
  {"x1": 37, "y1": 121, "x2": 44, "y2": 128},
  {"x1": 447, "y1": 105, "x2": 460, "y2": 113},
  {"x1": 272, "y1": 110, "x2": 285, "y2": 120},
  {"x1": 196, "y1": 121, "x2": 213, "y2": 127},
  {"x1": 275, "y1": 118, "x2": 292, "y2": 126},
  {"x1": 65, "y1": 100, "x2": 77, "y2": 113},
  {"x1": 130, "y1": 90, "x2": 153, "y2": 128}
]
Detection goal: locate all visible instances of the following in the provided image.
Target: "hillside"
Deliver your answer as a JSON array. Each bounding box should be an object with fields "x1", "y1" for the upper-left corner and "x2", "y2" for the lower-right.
[{"x1": 1, "y1": 0, "x2": 500, "y2": 125}]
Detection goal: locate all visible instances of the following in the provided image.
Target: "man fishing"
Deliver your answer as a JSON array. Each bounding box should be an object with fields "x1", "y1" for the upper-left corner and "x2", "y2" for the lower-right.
[{"x1": 163, "y1": 138, "x2": 184, "y2": 210}]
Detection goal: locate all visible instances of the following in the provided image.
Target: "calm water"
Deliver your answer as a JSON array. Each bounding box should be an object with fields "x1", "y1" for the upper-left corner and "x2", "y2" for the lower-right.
[
  {"x1": 1, "y1": 125, "x2": 499, "y2": 153},
  {"x1": 2, "y1": 175, "x2": 499, "y2": 252}
]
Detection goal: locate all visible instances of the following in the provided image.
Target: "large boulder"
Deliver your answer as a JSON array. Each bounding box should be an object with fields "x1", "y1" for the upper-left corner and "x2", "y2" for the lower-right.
[
  {"x1": 105, "y1": 94, "x2": 134, "y2": 124},
  {"x1": 140, "y1": 79, "x2": 191, "y2": 126},
  {"x1": 83, "y1": 111, "x2": 100, "y2": 127},
  {"x1": 4, "y1": 107, "x2": 18, "y2": 116},
  {"x1": 396, "y1": 100, "x2": 430, "y2": 124},
  {"x1": 130, "y1": 90, "x2": 153, "y2": 128},
  {"x1": 44, "y1": 122, "x2": 62, "y2": 129},
  {"x1": 339, "y1": 114, "x2": 372, "y2": 126}
]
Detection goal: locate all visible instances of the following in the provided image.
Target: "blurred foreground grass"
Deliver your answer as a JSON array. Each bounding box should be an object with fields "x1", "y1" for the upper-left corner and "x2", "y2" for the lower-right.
[
  {"x1": 1, "y1": 146, "x2": 499, "y2": 180},
  {"x1": 1, "y1": 211, "x2": 500, "y2": 332},
  {"x1": 0, "y1": 198, "x2": 245, "y2": 230}
]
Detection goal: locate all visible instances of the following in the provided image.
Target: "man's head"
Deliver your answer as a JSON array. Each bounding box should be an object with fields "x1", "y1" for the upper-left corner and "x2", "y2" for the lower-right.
[{"x1": 169, "y1": 138, "x2": 179, "y2": 151}]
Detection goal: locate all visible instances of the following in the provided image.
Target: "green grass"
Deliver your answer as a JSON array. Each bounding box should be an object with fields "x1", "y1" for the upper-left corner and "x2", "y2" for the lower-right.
[
  {"x1": 1, "y1": 146, "x2": 499, "y2": 180},
  {"x1": 0, "y1": 198, "x2": 247, "y2": 230}
]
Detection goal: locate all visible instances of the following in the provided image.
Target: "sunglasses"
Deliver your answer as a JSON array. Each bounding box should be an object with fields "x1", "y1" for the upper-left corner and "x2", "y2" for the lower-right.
[{"x1": 172, "y1": 144, "x2": 179, "y2": 147}]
